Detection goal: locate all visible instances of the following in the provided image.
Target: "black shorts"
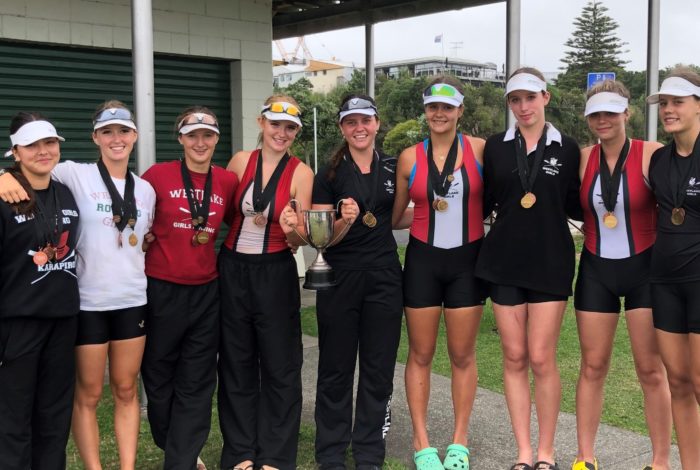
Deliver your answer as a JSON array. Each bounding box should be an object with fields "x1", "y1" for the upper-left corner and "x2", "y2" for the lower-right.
[
  {"x1": 75, "y1": 305, "x2": 147, "y2": 345},
  {"x1": 403, "y1": 236, "x2": 485, "y2": 309},
  {"x1": 651, "y1": 281, "x2": 700, "y2": 334},
  {"x1": 574, "y1": 248, "x2": 652, "y2": 313},
  {"x1": 489, "y1": 284, "x2": 567, "y2": 306}
]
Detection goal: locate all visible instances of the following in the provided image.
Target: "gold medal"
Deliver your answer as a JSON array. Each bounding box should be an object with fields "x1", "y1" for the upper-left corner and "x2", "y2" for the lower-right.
[
  {"x1": 192, "y1": 231, "x2": 210, "y2": 245},
  {"x1": 362, "y1": 211, "x2": 377, "y2": 228},
  {"x1": 33, "y1": 250, "x2": 49, "y2": 266},
  {"x1": 671, "y1": 207, "x2": 686, "y2": 226},
  {"x1": 128, "y1": 233, "x2": 138, "y2": 246},
  {"x1": 603, "y1": 212, "x2": 618, "y2": 229},
  {"x1": 520, "y1": 192, "x2": 536, "y2": 209},
  {"x1": 432, "y1": 199, "x2": 448, "y2": 212},
  {"x1": 446, "y1": 174, "x2": 455, "y2": 182},
  {"x1": 43, "y1": 246, "x2": 56, "y2": 261},
  {"x1": 254, "y1": 214, "x2": 267, "y2": 226}
]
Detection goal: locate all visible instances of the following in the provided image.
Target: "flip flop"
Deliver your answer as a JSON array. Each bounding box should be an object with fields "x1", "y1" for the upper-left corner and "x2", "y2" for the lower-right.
[
  {"x1": 534, "y1": 462, "x2": 560, "y2": 470},
  {"x1": 443, "y1": 444, "x2": 470, "y2": 470},
  {"x1": 571, "y1": 459, "x2": 597, "y2": 470}
]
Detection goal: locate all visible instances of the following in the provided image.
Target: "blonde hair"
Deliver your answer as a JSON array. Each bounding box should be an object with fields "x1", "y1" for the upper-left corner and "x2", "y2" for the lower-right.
[
  {"x1": 93, "y1": 99, "x2": 133, "y2": 122},
  {"x1": 509, "y1": 66, "x2": 545, "y2": 81},
  {"x1": 586, "y1": 79, "x2": 631, "y2": 100},
  {"x1": 666, "y1": 66, "x2": 700, "y2": 88}
]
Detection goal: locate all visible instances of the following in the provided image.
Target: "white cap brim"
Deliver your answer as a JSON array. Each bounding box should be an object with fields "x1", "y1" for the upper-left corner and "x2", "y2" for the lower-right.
[
  {"x1": 179, "y1": 123, "x2": 220, "y2": 135},
  {"x1": 261, "y1": 111, "x2": 302, "y2": 127},
  {"x1": 647, "y1": 77, "x2": 700, "y2": 104},
  {"x1": 9, "y1": 120, "x2": 65, "y2": 155},
  {"x1": 94, "y1": 119, "x2": 137, "y2": 131},
  {"x1": 423, "y1": 95, "x2": 463, "y2": 108},
  {"x1": 505, "y1": 73, "x2": 547, "y2": 96},
  {"x1": 584, "y1": 92, "x2": 629, "y2": 116},
  {"x1": 338, "y1": 108, "x2": 377, "y2": 123}
]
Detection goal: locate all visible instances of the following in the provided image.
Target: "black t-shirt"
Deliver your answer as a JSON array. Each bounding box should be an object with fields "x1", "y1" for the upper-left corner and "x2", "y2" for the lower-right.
[
  {"x1": 649, "y1": 145, "x2": 700, "y2": 282},
  {"x1": 0, "y1": 180, "x2": 80, "y2": 319},
  {"x1": 475, "y1": 129, "x2": 581, "y2": 296},
  {"x1": 312, "y1": 151, "x2": 400, "y2": 270}
]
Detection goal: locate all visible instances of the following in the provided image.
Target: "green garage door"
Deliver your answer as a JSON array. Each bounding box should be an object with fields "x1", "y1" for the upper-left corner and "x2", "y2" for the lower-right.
[{"x1": 0, "y1": 40, "x2": 232, "y2": 168}]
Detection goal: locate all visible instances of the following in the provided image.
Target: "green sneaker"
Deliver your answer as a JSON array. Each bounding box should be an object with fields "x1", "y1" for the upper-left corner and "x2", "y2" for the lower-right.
[{"x1": 443, "y1": 444, "x2": 470, "y2": 470}]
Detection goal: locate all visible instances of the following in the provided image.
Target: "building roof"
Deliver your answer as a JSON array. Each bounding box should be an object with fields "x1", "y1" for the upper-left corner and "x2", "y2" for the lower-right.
[{"x1": 375, "y1": 56, "x2": 498, "y2": 69}]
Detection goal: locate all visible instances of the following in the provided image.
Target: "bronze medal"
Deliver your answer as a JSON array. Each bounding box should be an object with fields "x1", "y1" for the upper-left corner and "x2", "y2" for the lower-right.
[
  {"x1": 362, "y1": 211, "x2": 377, "y2": 228},
  {"x1": 191, "y1": 218, "x2": 199, "y2": 227},
  {"x1": 196, "y1": 231, "x2": 210, "y2": 244},
  {"x1": 128, "y1": 233, "x2": 138, "y2": 247},
  {"x1": 446, "y1": 174, "x2": 455, "y2": 183},
  {"x1": 603, "y1": 212, "x2": 618, "y2": 229},
  {"x1": 43, "y1": 245, "x2": 55, "y2": 261},
  {"x1": 33, "y1": 250, "x2": 49, "y2": 266},
  {"x1": 254, "y1": 214, "x2": 267, "y2": 226},
  {"x1": 197, "y1": 215, "x2": 204, "y2": 225},
  {"x1": 128, "y1": 218, "x2": 136, "y2": 228},
  {"x1": 432, "y1": 199, "x2": 448, "y2": 212},
  {"x1": 113, "y1": 214, "x2": 122, "y2": 224},
  {"x1": 671, "y1": 207, "x2": 686, "y2": 226},
  {"x1": 520, "y1": 192, "x2": 536, "y2": 209}
]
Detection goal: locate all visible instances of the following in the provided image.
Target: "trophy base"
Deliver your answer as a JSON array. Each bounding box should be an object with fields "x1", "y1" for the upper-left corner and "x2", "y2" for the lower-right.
[{"x1": 303, "y1": 269, "x2": 337, "y2": 290}]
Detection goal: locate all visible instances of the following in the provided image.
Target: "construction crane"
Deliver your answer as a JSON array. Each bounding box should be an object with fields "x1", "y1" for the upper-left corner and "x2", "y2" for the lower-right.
[{"x1": 274, "y1": 36, "x2": 313, "y2": 65}]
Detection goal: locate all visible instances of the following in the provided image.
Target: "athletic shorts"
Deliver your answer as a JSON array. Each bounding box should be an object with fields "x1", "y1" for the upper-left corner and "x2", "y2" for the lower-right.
[
  {"x1": 75, "y1": 305, "x2": 147, "y2": 345},
  {"x1": 403, "y1": 236, "x2": 485, "y2": 309},
  {"x1": 574, "y1": 248, "x2": 652, "y2": 313},
  {"x1": 651, "y1": 281, "x2": 700, "y2": 334},
  {"x1": 489, "y1": 284, "x2": 567, "y2": 306}
]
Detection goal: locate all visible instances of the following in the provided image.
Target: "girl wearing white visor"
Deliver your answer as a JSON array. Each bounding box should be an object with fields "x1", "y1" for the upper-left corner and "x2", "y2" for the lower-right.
[
  {"x1": 393, "y1": 75, "x2": 486, "y2": 470},
  {"x1": 646, "y1": 67, "x2": 700, "y2": 469},
  {"x1": 0, "y1": 112, "x2": 79, "y2": 469},
  {"x1": 218, "y1": 94, "x2": 313, "y2": 470},
  {"x1": 475, "y1": 67, "x2": 582, "y2": 470},
  {"x1": 0, "y1": 101, "x2": 156, "y2": 470},
  {"x1": 573, "y1": 80, "x2": 671, "y2": 470}
]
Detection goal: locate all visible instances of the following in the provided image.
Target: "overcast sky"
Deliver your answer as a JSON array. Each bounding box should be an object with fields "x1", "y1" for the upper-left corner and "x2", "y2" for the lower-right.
[{"x1": 273, "y1": 0, "x2": 699, "y2": 75}]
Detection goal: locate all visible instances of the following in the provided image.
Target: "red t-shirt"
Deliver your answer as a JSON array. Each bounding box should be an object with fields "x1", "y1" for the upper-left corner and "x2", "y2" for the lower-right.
[{"x1": 143, "y1": 160, "x2": 238, "y2": 285}]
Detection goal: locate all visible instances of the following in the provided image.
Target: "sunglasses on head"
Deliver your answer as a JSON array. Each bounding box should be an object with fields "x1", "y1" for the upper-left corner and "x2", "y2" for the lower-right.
[
  {"x1": 94, "y1": 107, "x2": 134, "y2": 125},
  {"x1": 179, "y1": 113, "x2": 218, "y2": 129},
  {"x1": 262, "y1": 102, "x2": 302, "y2": 117},
  {"x1": 423, "y1": 84, "x2": 459, "y2": 98},
  {"x1": 339, "y1": 97, "x2": 378, "y2": 113}
]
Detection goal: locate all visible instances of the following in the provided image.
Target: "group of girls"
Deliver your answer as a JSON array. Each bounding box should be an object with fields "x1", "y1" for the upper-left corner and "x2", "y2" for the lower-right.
[{"x1": 0, "y1": 64, "x2": 699, "y2": 470}]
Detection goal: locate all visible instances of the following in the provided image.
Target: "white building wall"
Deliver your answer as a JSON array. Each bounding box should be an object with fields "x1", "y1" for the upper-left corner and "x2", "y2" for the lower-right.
[{"x1": 0, "y1": 0, "x2": 273, "y2": 150}]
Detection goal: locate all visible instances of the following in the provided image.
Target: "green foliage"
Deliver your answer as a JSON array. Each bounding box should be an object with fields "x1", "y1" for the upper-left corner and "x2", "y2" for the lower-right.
[
  {"x1": 460, "y1": 83, "x2": 506, "y2": 138},
  {"x1": 383, "y1": 119, "x2": 423, "y2": 156},
  {"x1": 557, "y1": 0, "x2": 629, "y2": 91}
]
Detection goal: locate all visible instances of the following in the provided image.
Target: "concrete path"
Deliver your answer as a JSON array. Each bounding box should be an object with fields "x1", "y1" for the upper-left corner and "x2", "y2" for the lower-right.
[{"x1": 298, "y1": 242, "x2": 681, "y2": 469}]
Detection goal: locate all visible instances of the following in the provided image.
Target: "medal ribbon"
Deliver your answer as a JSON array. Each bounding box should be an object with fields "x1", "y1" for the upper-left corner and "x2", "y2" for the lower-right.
[
  {"x1": 427, "y1": 134, "x2": 459, "y2": 197},
  {"x1": 345, "y1": 150, "x2": 379, "y2": 215},
  {"x1": 253, "y1": 151, "x2": 290, "y2": 215},
  {"x1": 97, "y1": 158, "x2": 136, "y2": 233},
  {"x1": 32, "y1": 182, "x2": 62, "y2": 251},
  {"x1": 515, "y1": 127, "x2": 548, "y2": 195},
  {"x1": 598, "y1": 139, "x2": 630, "y2": 214},
  {"x1": 180, "y1": 159, "x2": 213, "y2": 231},
  {"x1": 669, "y1": 133, "x2": 700, "y2": 211}
]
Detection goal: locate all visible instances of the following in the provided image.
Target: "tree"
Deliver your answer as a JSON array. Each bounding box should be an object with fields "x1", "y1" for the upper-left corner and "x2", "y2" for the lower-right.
[
  {"x1": 557, "y1": 0, "x2": 629, "y2": 90},
  {"x1": 382, "y1": 118, "x2": 424, "y2": 157}
]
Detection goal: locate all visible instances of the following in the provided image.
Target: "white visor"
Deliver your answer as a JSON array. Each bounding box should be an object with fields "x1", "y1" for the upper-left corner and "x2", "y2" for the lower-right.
[
  {"x1": 179, "y1": 123, "x2": 220, "y2": 135},
  {"x1": 94, "y1": 119, "x2": 137, "y2": 131},
  {"x1": 178, "y1": 113, "x2": 220, "y2": 135},
  {"x1": 261, "y1": 111, "x2": 302, "y2": 127},
  {"x1": 647, "y1": 77, "x2": 700, "y2": 104},
  {"x1": 584, "y1": 92, "x2": 629, "y2": 116},
  {"x1": 423, "y1": 84, "x2": 464, "y2": 108},
  {"x1": 338, "y1": 108, "x2": 377, "y2": 122},
  {"x1": 6, "y1": 120, "x2": 65, "y2": 156},
  {"x1": 505, "y1": 73, "x2": 547, "y2": 96}
]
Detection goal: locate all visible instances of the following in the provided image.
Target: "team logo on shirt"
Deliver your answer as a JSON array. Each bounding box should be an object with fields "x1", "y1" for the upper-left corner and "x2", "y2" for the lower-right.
[
  {"x1": 27, "y1": 230, "x2": 77, "y2": 284},
  {"x1": 542, "y1": 156, "x2": 562, "y2": 176},
  {"x1": 687, "y1": 177, "x2": 700, "y2": 197},
  {"x1": 384, "y1": 180, "x2": 395, "y2": 195}
]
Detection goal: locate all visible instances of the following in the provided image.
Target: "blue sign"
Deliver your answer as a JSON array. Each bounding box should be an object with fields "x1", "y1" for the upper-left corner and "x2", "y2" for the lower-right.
[{"x1": 587, "y1": 72, "x2": 616, "y2": 89}]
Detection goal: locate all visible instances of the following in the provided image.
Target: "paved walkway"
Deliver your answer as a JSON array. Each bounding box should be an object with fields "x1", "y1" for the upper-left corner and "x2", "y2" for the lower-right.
[{"x1": 298, "y1": 244, "x2": 681, "y2": 469}]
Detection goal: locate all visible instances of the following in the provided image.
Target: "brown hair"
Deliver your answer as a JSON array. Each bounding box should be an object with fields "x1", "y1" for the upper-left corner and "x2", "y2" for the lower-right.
[
  {"x1": 174, "y1": 105, "x2": 218, "y2": 135},
  {"x1": 509, "y1": 66, "x2": 546, "y2": 81},
  {"x1": 8, "y1": 111, "x2": 55, "y2": 215},
  {"x1": 586, "y1": 79, "x2": 631, "y2": 100},
  {"x1": 666, "y1": 66, "x2": 700, "y2": 89},
  {"x1": 327, "y1": 94, "x2": 378, "y2": 181}
]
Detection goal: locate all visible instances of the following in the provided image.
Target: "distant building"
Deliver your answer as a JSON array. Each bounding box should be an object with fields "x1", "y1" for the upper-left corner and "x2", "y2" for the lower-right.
[
  {"x1": 375, "y1": 56, "x2": 505, "y2": 87},
  {"x1": 273, "y1": 59, "x2": 363, "y2": 94}
]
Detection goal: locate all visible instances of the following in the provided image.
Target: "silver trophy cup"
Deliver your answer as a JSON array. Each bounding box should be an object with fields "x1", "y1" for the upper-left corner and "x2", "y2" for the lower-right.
[{"x1": 302, "y1": 209, "x2": 337, "y2": 290}]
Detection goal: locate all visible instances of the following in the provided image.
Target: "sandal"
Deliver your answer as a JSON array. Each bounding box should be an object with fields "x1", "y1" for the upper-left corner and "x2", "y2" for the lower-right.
[
  {"x1": 571, "y1": 459, "x2": 597, "y2": 470},
  {"x1": 414, "y1": 447, "x2": 443, "y2": 470},
  {"x1": 443, "y1": 444, "x2": 470, "y2": 470},
  {"x1": 510, "y1": 464, "x2": 533, "y2": 470},
  {"x1": 534, "y1": 462, "x2": 560, "y2": 470}
]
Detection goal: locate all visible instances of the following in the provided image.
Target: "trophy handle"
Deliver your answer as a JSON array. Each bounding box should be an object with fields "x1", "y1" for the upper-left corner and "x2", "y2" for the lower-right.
[{"x1": 287, "y1": 198, "x2": 311, "y2": 245}]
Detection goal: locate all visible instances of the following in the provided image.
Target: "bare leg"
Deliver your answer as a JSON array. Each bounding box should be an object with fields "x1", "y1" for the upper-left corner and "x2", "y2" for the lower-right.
[{"x1": 404, "y1": 306, "x2": 442, "y2": 451}]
